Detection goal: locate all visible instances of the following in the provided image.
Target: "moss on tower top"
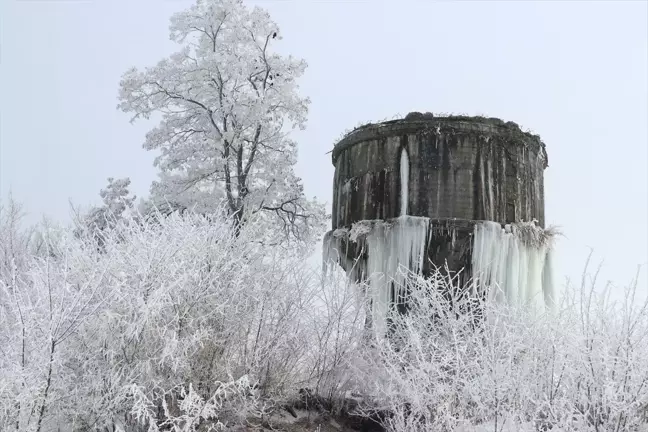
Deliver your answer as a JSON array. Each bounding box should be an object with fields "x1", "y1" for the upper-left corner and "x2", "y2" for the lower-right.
[{"x1": 350, "y1": 112, "x2": 533, "y2": 137}]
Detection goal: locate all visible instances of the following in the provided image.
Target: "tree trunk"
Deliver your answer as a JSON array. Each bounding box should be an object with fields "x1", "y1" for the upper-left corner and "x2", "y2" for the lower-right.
[{"x1": 233, "y1": 204, "x2": 245, "y2": 238}]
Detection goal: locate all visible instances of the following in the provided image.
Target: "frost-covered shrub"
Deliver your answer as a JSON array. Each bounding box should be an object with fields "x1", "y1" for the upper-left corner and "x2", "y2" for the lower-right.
[
  {"x1": 350, "y1": 266, "x2": 648, "y2": 432},
  {"x1": 0, "y1": 208, "x2": 357, "y2": 431},
  {"x1": 2, "y1": 199, "x2": 646, "y2": 431},
  {"x1": 0, "y1": 205, "x2": 116, "y2": 431}
]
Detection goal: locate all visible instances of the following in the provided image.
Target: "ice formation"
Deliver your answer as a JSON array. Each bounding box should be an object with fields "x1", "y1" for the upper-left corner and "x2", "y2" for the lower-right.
[
  {"x1": 400, "y1": 148, "x2": 410, "y2": 216},
  {"x1": 323, "y1": 216, "x2": 557, "y2": 337},
  {"x1": 364, "y1": 216, "x2": 429, "y2": 337},
  {"x1": 471, "y1": 220, "x2": 556, "y2": 315}
]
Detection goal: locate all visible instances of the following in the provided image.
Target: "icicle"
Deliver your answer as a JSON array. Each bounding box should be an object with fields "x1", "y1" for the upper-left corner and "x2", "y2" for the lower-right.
[
  {"x1": 366, "y1": 224, "x2": 388, "y2": 338},
  {"x1": 400, "y1": 148, "x2": 409, "y2": 216},
  {"x1": 542, "y1": 247, "x2": 556, "y2": 313},
  {"x1": 470, "y1": 223, "x2": 483, "y2": 296},
  {"x1": 516, "y1": 238, "x2": 529, "y2": 305},
  {"x1": 525, "y1": 244, "x2": 547, "y2": 314},
  {"x1": 342, "y1": 180, "x2": 352, "y2": 194},
  {"x1": 471, "y1": 220, "x2": 557, "y2": 313},
  {"x1": 472, "y1": 221, "x2": 504, "y2": 298},
  {"x1": 322, "y1": 231, "x2": 333, "y2": 277},
  {"x1": 364, "y1": 215, "x2": 429, "y2": 338},
  {"x1": 494, "y1": 231, "x2": 510, "y2": 303},
  {"x1": 505, "y1": 235, "x2": 519, "y2": 305},
  {"x1": 451, "y1": 226, "x2": 457, "y2": 248}
]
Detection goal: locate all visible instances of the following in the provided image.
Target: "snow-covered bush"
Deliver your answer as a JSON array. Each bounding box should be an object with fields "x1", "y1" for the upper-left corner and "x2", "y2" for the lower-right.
[
  {"x1": 1, "y1": 199, "x2": 646, "y2": 431},
  {"x1": 0, "y1": 207, "x2": 358, "y2": 431},
  {"x1": 0, "y1": 204, "x2": 115, "y2": 431},
  {"x1": 350, "y1": 264, "x2": 648, "y2": 432}
]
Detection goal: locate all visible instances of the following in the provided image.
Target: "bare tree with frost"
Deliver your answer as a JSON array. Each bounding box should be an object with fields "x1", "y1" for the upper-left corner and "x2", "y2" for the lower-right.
[{"x1": 118, "y1": 0, "x2": 326, "y2": 243}]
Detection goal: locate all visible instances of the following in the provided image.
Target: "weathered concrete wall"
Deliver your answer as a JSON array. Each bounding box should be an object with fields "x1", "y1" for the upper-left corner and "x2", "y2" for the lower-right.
[{"x1": 331, "y1": 116, "x2": 548, "y2": 231}]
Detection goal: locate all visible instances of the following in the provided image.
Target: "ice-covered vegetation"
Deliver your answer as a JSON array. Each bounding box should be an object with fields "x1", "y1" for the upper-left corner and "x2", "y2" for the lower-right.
[
  {"x1": 0, "y1": 199, "x2": 361, "y2": 431},
  {"x1": 352, "y1": 267, "x2": 648, "y2": 432},
  {"x1": 1, "y1": 199, "x2": 647, "y2": 431},
  {"x1": 117, "y1": 0, "x2": 326, "y2": 242}
]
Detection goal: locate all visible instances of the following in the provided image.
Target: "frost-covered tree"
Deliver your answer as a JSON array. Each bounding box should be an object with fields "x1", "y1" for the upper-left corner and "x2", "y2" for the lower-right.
[
  {"x1": 0, "y1": 197, "x2": 30, "y2": 276},
  {"x1": 118, "y1": 0, "x2": 326, "y2": 243},
  {"x1": 87, "y1": 177, "x2": 136, "y2": 229},
  {"x1": 75, "y1": 177, "x2": 136, "y2": 248}
]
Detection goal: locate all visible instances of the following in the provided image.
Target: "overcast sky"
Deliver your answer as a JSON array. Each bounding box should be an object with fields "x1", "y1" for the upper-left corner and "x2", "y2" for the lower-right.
[{"x1": 1, "y1": 0, "x2": 647, "y2": 297}]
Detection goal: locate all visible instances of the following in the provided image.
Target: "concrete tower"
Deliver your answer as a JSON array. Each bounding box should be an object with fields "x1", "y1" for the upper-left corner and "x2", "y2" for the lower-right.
[{"x1": 324, "y1": 113, "x2": 556, "y2": 336}]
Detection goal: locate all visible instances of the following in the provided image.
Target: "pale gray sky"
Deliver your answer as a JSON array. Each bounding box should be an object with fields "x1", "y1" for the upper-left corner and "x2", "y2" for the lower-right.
[{"x1": 1, "y1": 0, "x2": 647, "y2": 295}]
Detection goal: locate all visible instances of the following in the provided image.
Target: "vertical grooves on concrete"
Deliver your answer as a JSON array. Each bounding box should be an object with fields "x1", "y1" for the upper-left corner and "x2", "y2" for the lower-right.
[{"x1": 330, "y1": 117, "x2": 547, "y2": 230}]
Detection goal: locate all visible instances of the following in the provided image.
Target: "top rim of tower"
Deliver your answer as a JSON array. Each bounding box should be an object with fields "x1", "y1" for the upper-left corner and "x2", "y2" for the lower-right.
[{"x1": 332, "y1": 112, "x2": 548, "y2": 166}]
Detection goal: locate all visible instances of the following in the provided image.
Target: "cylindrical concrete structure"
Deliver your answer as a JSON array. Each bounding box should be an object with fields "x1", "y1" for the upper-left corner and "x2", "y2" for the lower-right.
[
  {"x1": 325, "y1": 114, "x2": 549, "y2": 283},
  {"x1": 324, "y1": 114, "x2": 553, "y2": 336},
  {"x1": 331, "y1": 115, "x2": 548, "y2": 231}
]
